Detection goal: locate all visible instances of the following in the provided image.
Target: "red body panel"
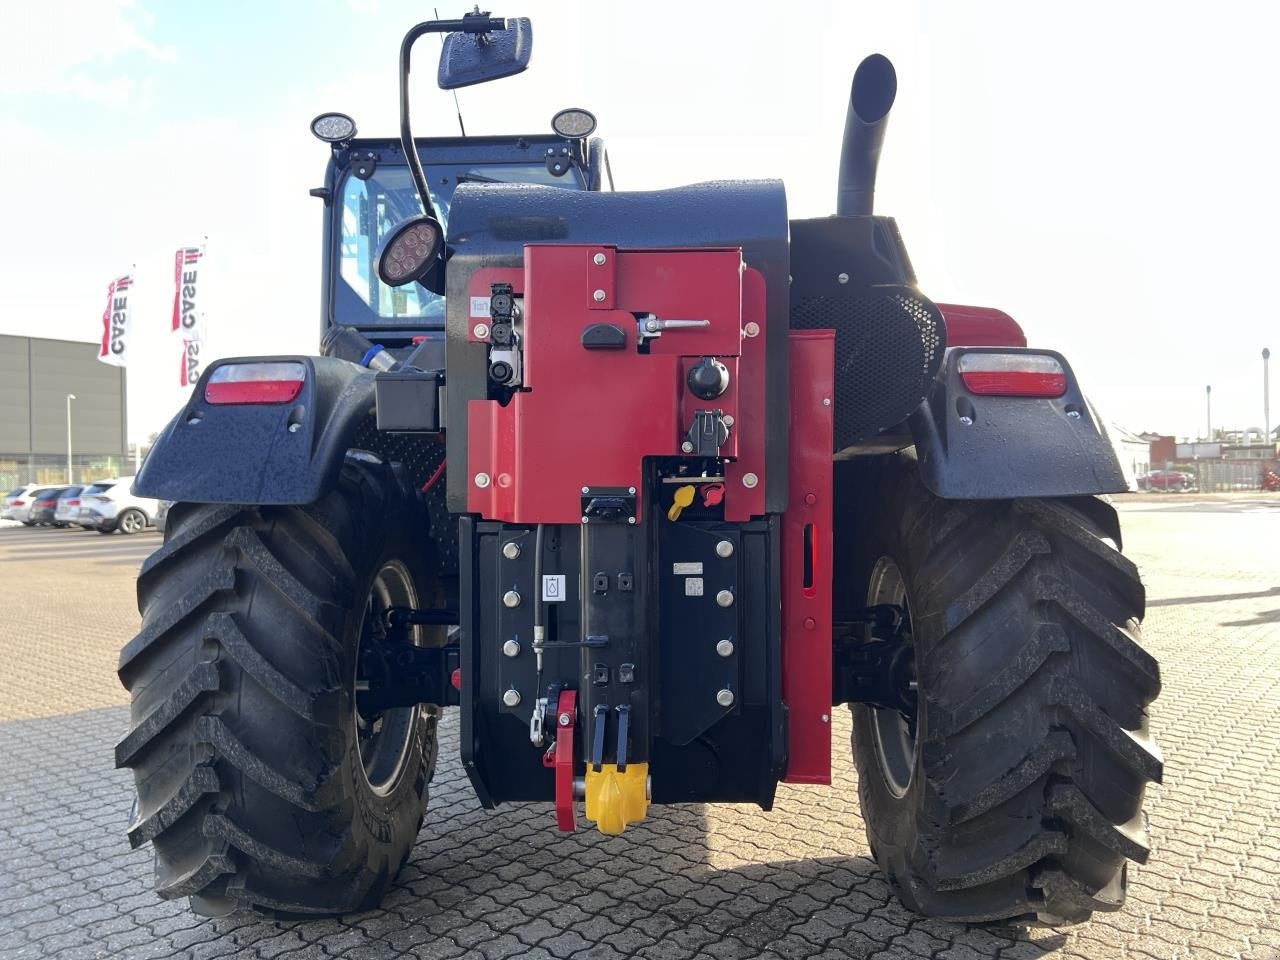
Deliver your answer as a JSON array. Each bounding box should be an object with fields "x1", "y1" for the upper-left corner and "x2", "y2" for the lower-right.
[
  {"x1": 936, "y1": 303, "x2": 1027, "y2": 348},
  {"x1": 468, "y1": 246, "x2": 767, "y2": 524},
  {"x1": 781, "y1": 330, "x2": 834, "y2": 785}
]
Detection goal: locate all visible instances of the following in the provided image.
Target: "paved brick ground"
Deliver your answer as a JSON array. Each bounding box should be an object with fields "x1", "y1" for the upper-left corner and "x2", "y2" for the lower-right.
[{"x1": 1, "y1": 500, "x2": 1278, "y2": 960}]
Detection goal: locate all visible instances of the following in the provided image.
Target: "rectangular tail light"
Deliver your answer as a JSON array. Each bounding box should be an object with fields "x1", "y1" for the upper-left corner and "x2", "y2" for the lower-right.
[
  {"x1": 11, "y1": 500, "x2": 23, "y2": 507},
  {"x1": 958, "y1": 353, "x2": 1067, "y2": 398},
  {"x1": 205, "y1": 362, "x2": 306, "y2": 405}
]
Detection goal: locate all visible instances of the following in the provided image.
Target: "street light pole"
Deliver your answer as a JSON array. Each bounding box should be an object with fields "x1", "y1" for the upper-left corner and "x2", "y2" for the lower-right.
[
  {"x1": 66, "y1": 393, "x2": 76, "y2": 484},
  {"x1": 1205, "y1": 384, "x2": 1212, "y2": 442},
  {"x1": 1265, "y1": 348, "x2": 1272, "y2": 451}
]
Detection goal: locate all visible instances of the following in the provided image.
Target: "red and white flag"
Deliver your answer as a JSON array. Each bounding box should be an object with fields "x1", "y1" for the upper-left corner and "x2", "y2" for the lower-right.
[
  {"x1": 172, "y1": 243, "x2": 207, "y2": 387},
  {"x1": 97, "y1": 272, "x2": 133, "y2": 368}
]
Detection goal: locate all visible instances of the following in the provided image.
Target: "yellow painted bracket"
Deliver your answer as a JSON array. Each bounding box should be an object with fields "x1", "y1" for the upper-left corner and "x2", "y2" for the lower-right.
[{"x1": 584, "y1": 762, "x2": 649, "y2": 835}]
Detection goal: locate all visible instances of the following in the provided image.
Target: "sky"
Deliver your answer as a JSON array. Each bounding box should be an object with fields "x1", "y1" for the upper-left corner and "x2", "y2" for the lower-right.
[{"x1": 1, "y1": 0, "x2": 1277, "y2": 444}]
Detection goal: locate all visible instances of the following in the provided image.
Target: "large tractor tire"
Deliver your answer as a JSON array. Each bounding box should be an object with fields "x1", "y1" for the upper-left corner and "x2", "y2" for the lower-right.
[
  {"x1": 115, "y1": 455, "x2": 440, "y2": 916},
  {"x1": 845, "y1": 453, "x2": 1161, "y2": 925}
]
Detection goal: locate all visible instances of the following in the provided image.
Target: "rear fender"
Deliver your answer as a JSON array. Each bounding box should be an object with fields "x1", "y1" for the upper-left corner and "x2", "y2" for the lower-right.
[
  {"x1": 134, "y1": 356, "x2": 375, "y2": 504},
  {"x1": 908, "y1": 347, "x2": 1128, "y2": 499}
]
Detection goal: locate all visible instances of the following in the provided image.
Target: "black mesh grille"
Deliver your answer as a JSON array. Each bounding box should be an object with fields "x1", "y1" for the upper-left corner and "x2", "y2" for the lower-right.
[
  {"x1": 791, "y1": 292, "x2": 944, "y2": 450},
  {"x1": 350, "y1": 418, "x2": 456, "y2": 576}
]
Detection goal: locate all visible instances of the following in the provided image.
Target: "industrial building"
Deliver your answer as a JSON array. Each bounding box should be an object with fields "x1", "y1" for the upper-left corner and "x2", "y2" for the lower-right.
[{"x1": 0, "y1": 335, "x2": 128, "y2": 489}]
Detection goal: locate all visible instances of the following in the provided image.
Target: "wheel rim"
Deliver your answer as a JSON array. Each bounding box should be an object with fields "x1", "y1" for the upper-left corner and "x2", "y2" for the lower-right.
[
  {"x1": 865, "y1": 557, "x2": 918, "y2": 799},
  {"x1": 354, "y1": 560, "x2": 420, "y2": 796},
  {"x1": 121, "y1": 511, "x2": 143, "y2": 533}
]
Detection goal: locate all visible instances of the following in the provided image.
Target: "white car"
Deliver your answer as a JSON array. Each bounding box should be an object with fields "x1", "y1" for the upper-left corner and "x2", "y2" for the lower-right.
[
  {"x1": 3, "y1": 484, "x2": 41, "y2": 521},
  {"x1": 76, "y1": 477, "x2": 160, "y2": 535},
  {"x1": 5, "y1": 484, "x2": 61, "y2": 524}
]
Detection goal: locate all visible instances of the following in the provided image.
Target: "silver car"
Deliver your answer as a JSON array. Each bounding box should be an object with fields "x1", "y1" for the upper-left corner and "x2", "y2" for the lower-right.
[{"x1": 77, "y1": 477, "x2": 159, "y2": 535}]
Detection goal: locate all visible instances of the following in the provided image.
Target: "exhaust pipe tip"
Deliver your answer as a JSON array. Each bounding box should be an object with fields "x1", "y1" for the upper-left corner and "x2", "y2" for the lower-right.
[
  {"x1": 837, "y1": 53, "x2": 898, "y2": 217},
  {"x1": 851, "y1": 53, "x2": 897, "y2": 125}
]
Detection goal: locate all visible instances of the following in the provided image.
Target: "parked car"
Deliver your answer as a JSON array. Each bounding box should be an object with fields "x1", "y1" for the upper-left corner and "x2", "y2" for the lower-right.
[
  {"x1": 27, "y1": 487, "x2": 78, "y2": 526},
  {"x1": 154, "y1": 500, "x2": 172, "y2": 534},
  {"x1": 1137, "y1": 469, "x2": 1196, "y2": 491},
  {"x1": 8, "y1": 486, "x2": 64, "y2": 524},
  {"x1": 76, "y1": 477, "x2": 159, "y2": 535},
  {"x1": 3, "y1": 484, "x2": 40, "y2": 521},
  {"x1": 44, "y1": 486, "x2": 86, "y2": 527},
  {"x1": 55, "y1": 488, "x2": 87, "y2": 526}
]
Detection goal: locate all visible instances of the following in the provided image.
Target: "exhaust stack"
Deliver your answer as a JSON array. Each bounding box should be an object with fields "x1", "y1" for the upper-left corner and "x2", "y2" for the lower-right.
[{"x1": 836, "y1": 54, "x2": 897, "y2": 216}]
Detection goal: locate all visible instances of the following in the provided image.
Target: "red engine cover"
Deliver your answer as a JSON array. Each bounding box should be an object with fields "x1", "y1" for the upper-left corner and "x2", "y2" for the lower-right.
[{"x1": 468, "y1": 245, "x2": 768, "y2": 523}]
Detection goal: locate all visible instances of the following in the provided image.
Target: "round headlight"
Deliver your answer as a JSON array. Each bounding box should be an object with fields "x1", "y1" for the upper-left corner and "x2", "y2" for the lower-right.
[
  {"x1": 310, "y1": 112, "x2": 358, "y2": 144},
  {"x1": 375, "y1": 215, "x2": 443, "y2": 287},
  {"x1": 551, "y1": 107, "x2": 597, "y2": 139}
]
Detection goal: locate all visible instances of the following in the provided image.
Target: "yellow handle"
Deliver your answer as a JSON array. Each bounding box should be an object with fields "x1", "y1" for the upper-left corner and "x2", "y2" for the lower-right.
[{"x1": 667, "y1": 484, "x2": 696, "y2": 521}]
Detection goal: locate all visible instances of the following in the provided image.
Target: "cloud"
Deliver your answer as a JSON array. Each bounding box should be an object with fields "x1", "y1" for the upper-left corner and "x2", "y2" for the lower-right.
[{"x1": 0, "y1": 0, "x2": 175, "y2": 101}]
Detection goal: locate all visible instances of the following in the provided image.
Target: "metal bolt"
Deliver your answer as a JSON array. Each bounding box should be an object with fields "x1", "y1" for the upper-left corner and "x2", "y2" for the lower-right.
[
  {"x1": 742, "y1": 472, "x2": 759, "y2": 488},
  {"x1": 716, "y1": 688, "x2": 735, "y2": 707},
  {"x1": 475, "y1": 472, "x2": 492, "y2": 488},
  {"x1": 821, "y1": 713, "x2": 830, "y2": 723},
  {"x1": 716, "y1": 638, "x2": 734, "y2": 657},
  {"x1": 743, "y1": 322, "x2": 760, "y2": 338},
  {"x1": 581, "y1": 516, "x2": 590, "y2": 524},
  {"x1": 288, "y1": 422, "x2": 301, "y2": 433},
  {"x1": 593, "y1": 252, "x2": 607, "y2": 266},
  {"x1": 628, "y1": 486, "x2": 636, "y2": 494},
  {"x1": 1066, "y1": 409, "x2": 1082, "y2": 419},
  {"x1": 581, "y1": 486, "x2": 590, "y2": 494},
  {"x1": 627, "y1": 516, "x2": 636, "y2": 524},
  {"x1": 959, "y1": 415, "x2": 974, "y2": 426},
  {"x1": 558, "y1": 712, "x2": 572, "y2": 726},
  {"x1": 502, "y1": 639, "x2": 521, "y2": 657},
  {"x1": 646, "y1": 318, "x2": 662, "y2": 333},
  {"x1": 503, "y1": 688, "x2": 522, "y2": 707},
  {"x1": 593, "y1": 289, "x2": 607, "y2": 302},
  {"x1": 473, "y1": 322, "x2": 490, "y2": 339},
  {"x1": 502, "y1": 589, "x2": 521, "y2": 608},
  {"x1": 715, "y1": 540, "x2": 734, "y2": 558},
  {"x1": 502, "y1": 542, "x2": 521, "y2": 560},
  {"x1": 822, "y1": 398, "x2": 831, "y2": 407},
  {"x1": 722, "y1": 414, "x2": 734, "y2": 427},
  {"x1": 681, "y1": 440, "x2": 695, "y2": 453},
  {"x1": 837, "y1": 272, "x2": 850, "y2": 284},
  {"x1": 716, "y1": 589, "x2": 734, "y2": 608}
]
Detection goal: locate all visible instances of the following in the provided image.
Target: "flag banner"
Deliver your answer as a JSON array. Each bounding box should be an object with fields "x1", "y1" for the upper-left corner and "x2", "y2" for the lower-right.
[
  {"x1": 179, "y1": 335, "x2": 204, "y2": 389},
  {"x1": 172, "y1": 243, "x2": 207, "y2": 387},
  {"x1": 97, "y1": 273, "x2": 133, "y2": 368}
]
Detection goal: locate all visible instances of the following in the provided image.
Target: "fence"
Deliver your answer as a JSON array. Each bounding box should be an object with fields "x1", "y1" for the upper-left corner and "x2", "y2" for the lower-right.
[
  {"x1": 0, "y1": 452, "x2": 136, "y2": 492},
  {"x1": 1176, "y1": 460, "x2": 1276, "y2": 492}
]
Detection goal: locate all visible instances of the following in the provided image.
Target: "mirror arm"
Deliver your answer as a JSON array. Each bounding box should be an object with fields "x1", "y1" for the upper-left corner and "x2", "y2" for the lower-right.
[{"x1": 398, "y1": 16, "x2": 508, "y2": 223}]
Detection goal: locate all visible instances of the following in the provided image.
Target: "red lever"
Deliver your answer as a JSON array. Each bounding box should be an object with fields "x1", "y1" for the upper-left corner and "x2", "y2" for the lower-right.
[
  {"x1": 554, "y1": 690, "x2": 577, "y2": 832},
  {"x1": 702, "y1": 483, "x2": 725, "y2": 507}
]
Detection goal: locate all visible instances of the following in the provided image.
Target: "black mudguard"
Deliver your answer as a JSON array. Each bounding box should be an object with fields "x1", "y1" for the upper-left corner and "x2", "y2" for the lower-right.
[
  {"x1": 134, "y1": 356, "x2": 375, "y2": 505},
  {"x1": 907, "y1": 347, "x2": 1128, "y2": 500}
]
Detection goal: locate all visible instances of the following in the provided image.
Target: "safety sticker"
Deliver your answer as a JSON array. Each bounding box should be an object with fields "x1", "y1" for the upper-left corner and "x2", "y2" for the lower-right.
[
  {"x1": 542, "y1": 574, "x2": 566, "y2": 602},
  {"x1": 470, "y1": 296, "x2": 492, "y2": 317},
  {"x1": 684, "y1": 577, "x2": 705, "y2": 597},
  {"x1": 673, "y1": 562, "x2": 703, "y2": 575}
]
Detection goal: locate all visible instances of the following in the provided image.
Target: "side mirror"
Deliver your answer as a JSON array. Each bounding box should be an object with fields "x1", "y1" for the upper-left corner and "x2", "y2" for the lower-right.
[{"x1": 438, "y1": 17, "x2": 532, "y2": 90}]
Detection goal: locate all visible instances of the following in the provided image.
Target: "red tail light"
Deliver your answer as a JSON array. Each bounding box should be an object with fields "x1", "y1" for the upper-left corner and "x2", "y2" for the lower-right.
[
  {"x1": 67, "y1": 499, "x2": 80, "y2": 506},
  {"x1": 12, "y1": 499, "x2": 24, "y2": 507},
  {"x1": 958, "y1": 353, "x2": 1067, "y2": 398},
  {"x1": 205, "y1": 362, "x2": 306, "y2": 405},
  {"x1": 38, "y1": 499, "x2": 55, "y2": 506}
]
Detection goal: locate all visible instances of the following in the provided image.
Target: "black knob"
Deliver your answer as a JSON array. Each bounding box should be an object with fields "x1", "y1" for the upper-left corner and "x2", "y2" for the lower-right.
[
  {"x1": 687, "y1": 357, "x2": 730, "y2": 400},
  {"x1": 489, "y1": 360, "x2": 513, "y2": 384}
]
